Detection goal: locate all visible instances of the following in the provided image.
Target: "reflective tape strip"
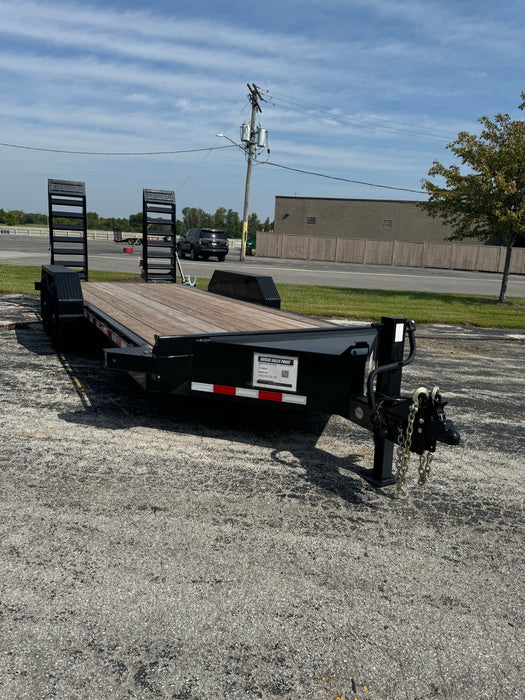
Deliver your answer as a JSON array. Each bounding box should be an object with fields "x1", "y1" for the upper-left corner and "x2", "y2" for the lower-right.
[
  {"x1": 191, "y1": 381, "x2": 307, "y2": 405},
  {"x1": 84, "y1": 310, "x2": 131, "y2": 348}
]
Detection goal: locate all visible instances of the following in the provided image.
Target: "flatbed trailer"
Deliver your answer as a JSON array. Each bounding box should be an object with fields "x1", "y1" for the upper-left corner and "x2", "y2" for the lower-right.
[
  {"x1": 35, "y1": 179, "x2": 460, "y2": 488},
  {"x1": 35, "y1": 264, "x2": 460, "y2": 488}
]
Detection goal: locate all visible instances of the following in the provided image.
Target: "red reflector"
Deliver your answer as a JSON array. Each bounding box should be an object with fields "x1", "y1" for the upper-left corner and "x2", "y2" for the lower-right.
[
  {"x1": 214, "y1": 385, "x2": 236, "y2": 395},
  {"x1": 259, "y1": 390, "x2": 282, "y2": 402}
]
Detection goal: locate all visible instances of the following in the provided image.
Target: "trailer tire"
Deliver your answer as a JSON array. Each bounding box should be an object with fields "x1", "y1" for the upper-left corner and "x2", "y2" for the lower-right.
[
  {"x1": 47, "y1": 284, "x2": 65, "y2": 350},
  {"x1": 48, "y1": 283, "x2": 79, "y2": 351},
  {"x1": 50, "y1": 310, "x2": 66, "y2": 351}
]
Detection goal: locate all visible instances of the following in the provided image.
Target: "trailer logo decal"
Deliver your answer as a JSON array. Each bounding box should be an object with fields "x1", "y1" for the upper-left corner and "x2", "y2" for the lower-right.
[
  {"x1": 191, "y1": 382, "x2": 306, "y2": 405},
  {"x1": 252, "y1": 352, "x2": 299, "y2": 392}
]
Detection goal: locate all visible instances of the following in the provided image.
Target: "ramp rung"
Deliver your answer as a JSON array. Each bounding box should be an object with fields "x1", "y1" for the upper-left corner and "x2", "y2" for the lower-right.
[
  {"x1": 147, "y1": 206, "x2": 173, "y2": 214},
  {"x1": 147, "y1": 241, "x2": 173, "y2": 248},
  {"x1": 53, "y1": 248, "x2": 86, "y2": 255},
  {"x1": 50, "y1": 210, "x2": 84, "y2": 219},
  {"x1": 51, "y1": 259, "x2": 87, "y2": 268},
  {"x1": 50, "y1": 197, "x2": 84, "y2": 207},
  {"x1": 146, "y1": 226, "x2": 173, "y2": 234},
  {"x1": 144, "y1": 253, "x2": 174, "y2": 260},
  {"x1": 51, "y1": 235, "x2": 83, "y2": 243},
  {"x1": 146, "y1": 273, "x2": 176, "y2": 280},
  {"x1": 52, "y1": 224, "x2": 84, "y2": 231}
]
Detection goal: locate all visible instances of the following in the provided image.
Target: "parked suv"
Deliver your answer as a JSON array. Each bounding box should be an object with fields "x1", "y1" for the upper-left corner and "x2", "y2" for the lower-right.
[{"x1": 177, "y1": 228, "x2": 229, "y2": 261}]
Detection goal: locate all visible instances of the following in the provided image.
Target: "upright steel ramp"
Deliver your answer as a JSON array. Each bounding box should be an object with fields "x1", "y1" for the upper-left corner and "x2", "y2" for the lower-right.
[
  {"x1": 141, "y1": 188, "x2": 177, "y2": 282},
  {"x1": 47, "y1": 179, "x2": 88, "y2": 280}
]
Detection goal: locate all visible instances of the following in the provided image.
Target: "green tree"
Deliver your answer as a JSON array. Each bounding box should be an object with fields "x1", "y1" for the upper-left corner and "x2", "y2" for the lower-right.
[
  {"x1": 247, "y1": 212, "x2": 261, "y2": 236},
  {"x1": 86, "y1": 211, "x2": 100, "y2": 229},
  {"x1": 5, "y1": 210, "x2": 23, "y2": 225},
  {"x1": 129, "y1": 212, "x2": 143, "y2": 232},
  {"x1": 224, "y1": 209, "x2": 242, "y2": 238},
  {"x1": 21, "y1": 212, "x2": 47, "y2": 225},
  {"x1": 213, "y1": 207, "x2": 227, "y2": 229},
  {"x1": 262, "y1": 217, "x2": 273, "y2": 232},
  {"x1": 420, "y1": 93, "x2": 525, "y2": 303},
  {"x1": 0, "y1": 208, "x2": 6, "y2": 223},
  {"x1": 182, "y1": 207, "x2": 208, "y2": 229}
]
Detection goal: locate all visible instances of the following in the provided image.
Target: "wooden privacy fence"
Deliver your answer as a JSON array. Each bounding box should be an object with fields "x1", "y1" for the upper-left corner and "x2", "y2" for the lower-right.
[{"x1": 256, "y1": 232, "x2": 525, "y2": 275}]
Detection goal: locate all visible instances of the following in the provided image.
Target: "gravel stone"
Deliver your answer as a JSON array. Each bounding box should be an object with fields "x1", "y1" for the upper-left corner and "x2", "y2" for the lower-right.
[{"x1": 1, "y1": 295, "x2": 524, "y2": 699}]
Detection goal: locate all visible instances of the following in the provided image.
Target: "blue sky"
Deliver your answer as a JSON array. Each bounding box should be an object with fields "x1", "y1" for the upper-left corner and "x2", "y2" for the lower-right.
[{"x1": 0, "y1": 0, "x2": 523, "y2": 221}]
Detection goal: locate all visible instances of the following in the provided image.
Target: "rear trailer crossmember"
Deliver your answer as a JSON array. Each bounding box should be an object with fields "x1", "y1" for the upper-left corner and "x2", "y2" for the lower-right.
[{"x1": 36, "y1": 263, "x2": 460, "y2": 490}]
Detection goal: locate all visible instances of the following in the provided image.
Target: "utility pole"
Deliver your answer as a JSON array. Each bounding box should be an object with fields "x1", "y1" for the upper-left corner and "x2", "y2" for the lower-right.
[{"x1": 240, "y1": 84, "x2": 264, "y2": 262}]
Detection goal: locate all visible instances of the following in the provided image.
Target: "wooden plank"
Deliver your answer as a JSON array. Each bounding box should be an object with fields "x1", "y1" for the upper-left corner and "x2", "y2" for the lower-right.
[
  {"x1": 82, "y1": 284, "x2": 226, "y2": 342},
  {"x1": 80, "y1": 285, "x2": 163, "y2": 345},
  {"x1": 81, "y1": 281, "x2": 332, "y2": 345},
  {"x1": 140, "y1": 283, "x2": 330, "y2": 331},
  {"x1": 89, "y1": 283, "x2": 228, "y2": 335}
]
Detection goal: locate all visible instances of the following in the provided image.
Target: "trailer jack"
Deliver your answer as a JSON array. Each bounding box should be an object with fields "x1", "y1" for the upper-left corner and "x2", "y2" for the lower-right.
[{"x1": 350, "y1": 317, "x2": 460, "y2": 488}]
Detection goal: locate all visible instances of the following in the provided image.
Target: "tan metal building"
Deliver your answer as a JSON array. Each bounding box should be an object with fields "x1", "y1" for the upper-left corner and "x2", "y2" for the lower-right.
[{"x1": 274, "y1": 196, "x2": 462, "y2": 243}]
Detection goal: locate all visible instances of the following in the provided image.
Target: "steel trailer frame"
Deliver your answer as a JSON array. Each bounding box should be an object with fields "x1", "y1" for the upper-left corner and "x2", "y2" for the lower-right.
[{"x1": 35, "y1": 264, "x2": 460, "y2": 488}]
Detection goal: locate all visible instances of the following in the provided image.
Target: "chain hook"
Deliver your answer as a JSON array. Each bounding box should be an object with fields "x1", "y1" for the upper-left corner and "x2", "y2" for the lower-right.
[{"x1": 395, "y1": 387, "x2": 431, "y2": 492}]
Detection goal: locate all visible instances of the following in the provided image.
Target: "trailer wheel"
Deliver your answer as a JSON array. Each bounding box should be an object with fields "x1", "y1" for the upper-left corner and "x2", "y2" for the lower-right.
[
  {"x1": 50, "y1": 311, "x2": 66, "y2": 350},
  {"x1": 48, "y1": 283, "x2": 78, "y2": 351}
]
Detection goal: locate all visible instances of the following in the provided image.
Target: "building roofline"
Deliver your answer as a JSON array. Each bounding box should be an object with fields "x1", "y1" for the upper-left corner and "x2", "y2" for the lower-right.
[{"x1": 275, "y1": 195, "x2": 426, "y2": 205}]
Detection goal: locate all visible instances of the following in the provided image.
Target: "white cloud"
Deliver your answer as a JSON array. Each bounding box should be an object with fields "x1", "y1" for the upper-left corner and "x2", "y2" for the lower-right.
[{"x1": 0, "y1": 0, "x2": 522, "y2": 217}]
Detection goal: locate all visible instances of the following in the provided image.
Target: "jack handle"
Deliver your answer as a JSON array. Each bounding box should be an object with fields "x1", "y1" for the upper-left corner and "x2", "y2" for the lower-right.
[{"x1": 367, "y1": 320, "x2": 417, "y2": 414}]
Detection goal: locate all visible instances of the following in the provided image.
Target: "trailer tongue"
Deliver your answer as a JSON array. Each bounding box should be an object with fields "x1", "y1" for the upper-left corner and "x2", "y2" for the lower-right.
[{"x1": 35, "y1": 180, "x2": 460, "y2": 489}]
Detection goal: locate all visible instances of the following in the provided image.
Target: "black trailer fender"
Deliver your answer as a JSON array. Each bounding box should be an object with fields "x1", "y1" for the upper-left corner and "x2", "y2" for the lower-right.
[{"x1": 35, "y1": 265, "x2": 85, "y2": 350}]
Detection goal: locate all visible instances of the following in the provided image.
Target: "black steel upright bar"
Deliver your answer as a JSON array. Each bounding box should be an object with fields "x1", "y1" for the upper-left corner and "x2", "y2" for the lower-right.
[{"x1": 361, "y1": 316, "x2": 407, "y2": 486}]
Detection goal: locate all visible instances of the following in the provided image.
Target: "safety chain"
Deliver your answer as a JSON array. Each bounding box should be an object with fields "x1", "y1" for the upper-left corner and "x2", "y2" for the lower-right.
[
  {"x1": 418, "y1": 451, "x2": 434, "y2": 486},
  {"x1": 395, "y1": 387, "x2": 439, "y2": 492},
  {"x1": 395, "y1": 399, "x2": 418, "y2": 491}
]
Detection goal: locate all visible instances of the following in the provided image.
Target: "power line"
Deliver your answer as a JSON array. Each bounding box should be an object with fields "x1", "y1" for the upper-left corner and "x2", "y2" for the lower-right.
[
  {"x1": 177, "y1": 148, "x2": 213, "y2": 192},
  {"x1": 0, "y1": 141, "x2": 236, "y2": 156},
  {"x1": 267, "y1": 91, "x2": 457, "y2": 142},
  {"x1": 262, "y1": 160, "x2": 424, "y2": 194}
]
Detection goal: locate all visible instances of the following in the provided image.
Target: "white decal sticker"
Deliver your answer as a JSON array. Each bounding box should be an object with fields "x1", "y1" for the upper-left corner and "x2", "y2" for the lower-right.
[{"x1": 252, "y1": 353, "x2": 299, "y2": 392}]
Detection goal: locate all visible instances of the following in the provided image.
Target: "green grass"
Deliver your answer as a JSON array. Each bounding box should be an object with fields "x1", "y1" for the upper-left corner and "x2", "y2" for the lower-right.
[
  {"x1": 275, "y1": 283, "x2": 525, "y2": 329},
  {"x1": 1, "y1": 264, "x2": 524, "y2": 329},
  {"x1": 0, "y1": 264, "x2": 140, "y2": 296}
]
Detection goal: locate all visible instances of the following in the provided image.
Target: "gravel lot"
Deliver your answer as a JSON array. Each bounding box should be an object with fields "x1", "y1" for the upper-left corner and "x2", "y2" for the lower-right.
[{"x1": 1, "y1": 295, "x2": 524, "y2": 700}]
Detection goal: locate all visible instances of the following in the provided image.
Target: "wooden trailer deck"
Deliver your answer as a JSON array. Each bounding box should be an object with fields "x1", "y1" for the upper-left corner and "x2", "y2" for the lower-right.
[{"x1": 81, "y1": 282, "x2": 333, "y2": 346}]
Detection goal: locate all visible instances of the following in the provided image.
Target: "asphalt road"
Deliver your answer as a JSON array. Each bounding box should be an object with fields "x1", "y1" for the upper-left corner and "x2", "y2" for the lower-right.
[
  {"x1": 2, "y1": 233, "x2": 524, "y2": 296},
  {"x1": 0, "y1": 294, "x2": 524, "y2": 699}
]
